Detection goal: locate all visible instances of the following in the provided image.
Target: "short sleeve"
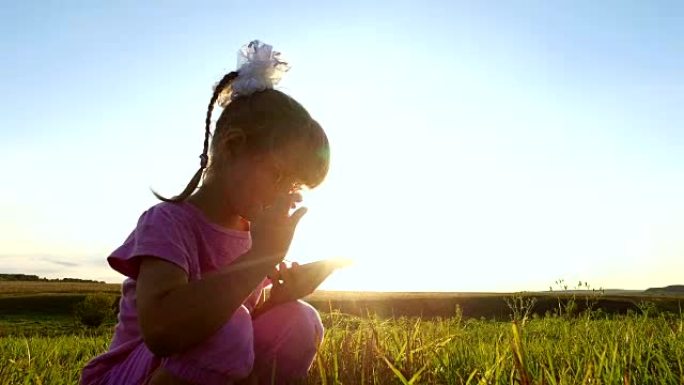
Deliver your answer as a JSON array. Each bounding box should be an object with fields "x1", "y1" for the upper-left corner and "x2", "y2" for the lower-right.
[{"x1": 108, "y1": 203, "x2": 196, "y2": 280}]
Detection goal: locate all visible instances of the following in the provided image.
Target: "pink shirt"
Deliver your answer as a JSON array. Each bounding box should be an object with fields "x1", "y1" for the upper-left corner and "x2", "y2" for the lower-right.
[{"x1": 107, "y1": 201, "x2": 265, "y2": 350}]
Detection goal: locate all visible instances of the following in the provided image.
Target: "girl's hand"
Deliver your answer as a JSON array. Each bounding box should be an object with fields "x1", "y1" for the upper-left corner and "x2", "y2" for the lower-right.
[
  {"x1": 251, "y1": 259, "x2": 351, "y2": 319},
  {"x1": 267, "y1": 262, "x2": 319, "y2": 305},
  {"x1": 267, "y1": 259, "x2": 351, "y2": 305},
  {"x1": 248, "y1": 192, "x2": 306, "y2": 265}
]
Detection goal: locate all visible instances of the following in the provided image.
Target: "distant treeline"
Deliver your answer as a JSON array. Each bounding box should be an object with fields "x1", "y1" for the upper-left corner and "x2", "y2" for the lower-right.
[
  {"x1": 645, "y1": 285, "x2": 684, "y2": 294},
  {"x1": 0, "y1": 274, "x2": 105, "y2": 284}
]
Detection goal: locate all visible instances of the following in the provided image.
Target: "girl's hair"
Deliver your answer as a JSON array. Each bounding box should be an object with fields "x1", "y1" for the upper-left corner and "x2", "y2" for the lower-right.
[{"x1": 154, "y1": 72, "x2": 330, "y2": 202}]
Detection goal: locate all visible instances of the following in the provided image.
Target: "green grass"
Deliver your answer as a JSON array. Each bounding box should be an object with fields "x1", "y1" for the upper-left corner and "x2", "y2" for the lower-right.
[
  {"x1": 312, "y1": 312, "x2": 684, "y2": 384},
  {"x1": 2, "y1": 311, "x2": 684, "y2": 384}
]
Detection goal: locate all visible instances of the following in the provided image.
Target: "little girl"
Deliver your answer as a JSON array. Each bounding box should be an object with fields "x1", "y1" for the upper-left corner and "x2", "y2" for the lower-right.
[{"x1": 80, "y1": 41, "x2": 330, "y2": 385}]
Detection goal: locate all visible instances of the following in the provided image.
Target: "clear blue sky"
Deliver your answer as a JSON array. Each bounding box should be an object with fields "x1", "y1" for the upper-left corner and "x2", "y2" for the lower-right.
[{"x1": 1, "y1": 1, "x2": 682, "y2": 291}]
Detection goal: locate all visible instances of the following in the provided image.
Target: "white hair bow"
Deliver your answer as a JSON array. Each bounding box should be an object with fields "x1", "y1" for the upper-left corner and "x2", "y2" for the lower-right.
[{"x1": 217, "y1": 40, "x2": 290, "y2": 107}]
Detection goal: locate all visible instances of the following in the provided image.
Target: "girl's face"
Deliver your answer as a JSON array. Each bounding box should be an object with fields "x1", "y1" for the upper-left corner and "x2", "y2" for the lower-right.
[{"x1": 221, "y1": 150, "x2": 298, "y2": 221}]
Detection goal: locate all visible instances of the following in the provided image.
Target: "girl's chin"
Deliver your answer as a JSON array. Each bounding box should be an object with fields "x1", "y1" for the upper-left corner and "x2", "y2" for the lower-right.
[{"x1": 239, "y1": 205, "x2": 264, "y2": 222}]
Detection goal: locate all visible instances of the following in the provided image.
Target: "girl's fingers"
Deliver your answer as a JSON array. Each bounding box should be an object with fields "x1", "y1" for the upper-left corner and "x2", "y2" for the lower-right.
[
  {"x1": 290, "y1": 262, "x2": 300, "y2": 276},
  {"x1": 265, "y1": 192, "x2": 304, "y2": 221},
  {"x1": 289, "y1": 206, "x2": 308, "y2": 226},
  {"x1": 267, "y1": 267, "x2": 280, "y2": 284},
  {"x1": 289, "y1": 262, "x2": 300, "y2": 280},
  {"x1": 278, "y1": 262, "x2": 289, "y2": 283}
]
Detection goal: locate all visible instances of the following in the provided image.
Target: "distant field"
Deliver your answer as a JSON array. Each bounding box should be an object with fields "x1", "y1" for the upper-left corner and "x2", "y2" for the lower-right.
[
  {"x1": 0, "y1": 281, "x2": 499, "y2": 298},
  {"x1": 0, "y1": 281, "x2": 121, "y2": 296},
  {"x1": 2, "y1": 282, "x2": 683, "y2": 320}
]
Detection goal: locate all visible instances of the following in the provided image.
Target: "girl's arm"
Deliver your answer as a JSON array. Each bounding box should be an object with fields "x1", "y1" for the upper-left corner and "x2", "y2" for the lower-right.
[
  {"x1": 137, "y1": 194, "x2": 306, "y2": 357},
  {"x1": 136, "y1": 250, "x2": 273, "y2": 357}
]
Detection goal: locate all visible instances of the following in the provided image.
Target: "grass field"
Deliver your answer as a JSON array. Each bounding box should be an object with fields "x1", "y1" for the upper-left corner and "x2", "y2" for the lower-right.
[{"x1": 1, "y1": 282, "x2": 683, "y2": 384}]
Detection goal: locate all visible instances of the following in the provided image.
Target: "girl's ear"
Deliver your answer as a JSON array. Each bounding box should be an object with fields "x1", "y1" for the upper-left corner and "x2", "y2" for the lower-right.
[{"x1": 217, "y1": 129, "x2": 247, "y2": 160}]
